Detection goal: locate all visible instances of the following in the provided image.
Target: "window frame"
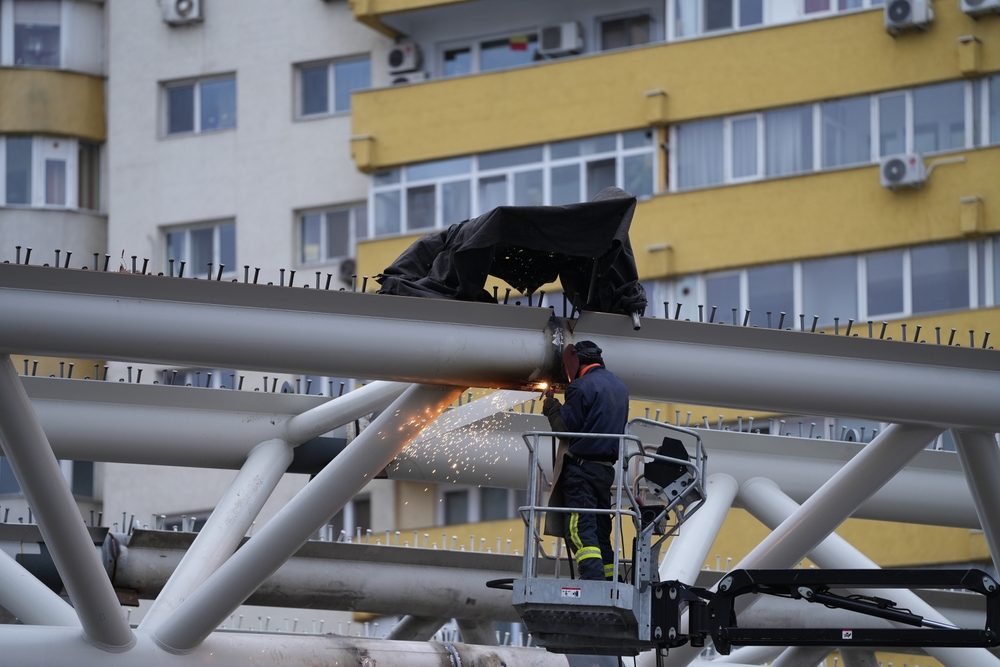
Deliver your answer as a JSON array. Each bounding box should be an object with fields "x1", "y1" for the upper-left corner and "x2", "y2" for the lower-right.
[
  {"x1": 163, "y1": 219, "x2": 237, "y2": 279},
  {"x1": 668, "y1": 0, "x2": 882, "y2": 42},
  {"x1": 597, "y1": 12, "x2": 655, "y2": 51},
  {"x1": 297, "y1": 202, "x2": 367, "y2": 266},
  {"x1": 161, "y1": 74, "x2": 237, "y2": 138},
  {"x1": 437, "y1": 26, "x2": 542, "y2": 78},
  {"x1": 294, "y1": 55, "x2": 371, "y2": 120},
  {"x1": 0, "y1": 135, "x2": 97, "y2": 210}
]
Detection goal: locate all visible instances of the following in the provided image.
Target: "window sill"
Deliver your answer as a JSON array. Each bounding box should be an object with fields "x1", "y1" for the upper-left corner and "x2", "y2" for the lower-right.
[
  {"x1": 295, "y1": 110, "x2": 352, "y2": 122},
  {"x1": 161, "y1": 127, "x2": 237, "y2": 140}
]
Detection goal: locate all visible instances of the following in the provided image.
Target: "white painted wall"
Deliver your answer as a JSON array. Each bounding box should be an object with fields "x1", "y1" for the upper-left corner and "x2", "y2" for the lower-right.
[{"x1": 106, "y1": 0, "x2": 389, "y2": 284}]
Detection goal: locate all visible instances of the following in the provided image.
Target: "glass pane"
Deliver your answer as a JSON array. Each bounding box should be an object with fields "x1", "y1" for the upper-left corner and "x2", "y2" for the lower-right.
[
  {"x1": 624, "y1": 129, "x2": 654, "y2": 148},
  {"x1": 166, "y1": 231, "x2": 186, "y2": 269},
  {"x1": 913, "y1": 81, "x2": 966, "y2": 154},
  {"x1": 705, "y1": 0, "x2": 733, "y2": 30},
  {"x1": 480, "y1": 35, "x2": 538, "y2": 71},
  {"x1": 14, "y1": 25, "x2": 59, "y2": 67},
  {"x1": 200, "y1": 78, "x2": 237, "y2": 131},
  {"x1": 301, "y1": 213, "x2": 322, "y2": 263},
  {"x1": 513, "y1": 170, "x2": 543, "y2": 205},
  {"x1": 677, "y1": 119, "x2": 724, "y2": 189},
  {"x1": 353, "y1": 497, "x2": 371, "y2": 531},
  {"x1": 407, "y1": 157, "x2": 472, "y2": 181},
  {"x1": 326, "y1": 210, "x2": 350, "y2": 258},
  {"x1": 334, "y1": 58, "x2": 371, "y2": 112},
  {"x1": 444, "y1": 490, "x2": 469, "y2": 525},
  {"x1": 219, "y1": 224, "x2": 235, "y2": 270},
  {"x1": 676, "y1": 0, "x2": 698, "y2": 36},
  {"x1": 624, "y1": 154, "x2": 653, "y2": 197},
  {"x1": 45, "y1": 159, "x2": 66, "y2": 206},
  {"x1": 740, "y1": 0, "x2": 764, "y2": 24},
  {"x1": 978, "y1": 240, "x2": 986, "y2": 307},
  {"x1": 866, "y1": 249, "x2": 904, "y2": 317},
  {"x1": 550, "y1": 165, "x2": 580, "y2": 205},
  {"x1": 354, "y1": 205, "x2": 369, "y2": 241},
  {"x1": 374, "y1": 191, "x2": 401, "y2": 235},
  {"x1": 802, "y1": 255, "x2": 858, "y2": 326},
  {"x1": 373, "y1": 170, "x2": 400, "y2": 186},
  {"x1": 168, "y1": 84, "x2": 196, "y2": 134},
  {"x1": 705, "y1": 273, "x2": 740, "y2": 322},
  {"x1": 481, "y1": 488, "x2": 509, "y2": 521},
  {"x1": 911, "y1": 242, "x2": 969, "y2": 314},
  {"x1": 442, "y1": 180, "x2": 471, "y2": 224},
  {"x1": 0, "y1": 458, "x2": 21, "y2": 494},
  {"x1": 991, "y1": 75, "x2": 1000, "y2": 145},
  {"x1": 822, "y1": 97, "x2": 871, "y2": 168},
  {"x1": 602, "y1": 19, "x2": 628, "y2": 50},
  {"x1": 5, "y1": 136, "x2": 32, "y2": 205},
  {"x1": 479, "y1": 146, "x2": 543, "y2": 171},
  {"x1": 72, "y1": 461, "x2": 94, "y2": 498},
  {"x1": 78, "y1": 142, "x2": 100, "y2": 211},
  {"x1": 551, "y1": 134, "x2": 616, "y2": 160},
  {"x1": 190, "y1": 228, "x2": 215, "y2": 278},
  {"x1": 804, "y1": 0, "x2": 830, "y2": 12},
  {"x1": 731, "y1": 117, "x2": 758, "y2": 179},
  {"x1": 586, "y1": 158, "x2": 616, "y2": 200},
  {"x1": 629, "y1": 16, "x2": 651, "y2": 44},
  {"x1": 478, "y1": 175, "x2": 507, "y2": 214},
  {"x1": 879, "y1": 93, "x2": 906, "y2": 156},
  {"x1": 747, "y1": 264, "x2": 794, "y2": 328},
  {"x1": 973, "y1": 79, "x2": 982, "y2": 148},
  {"x1": 765, "y1": 106, "x2": 813, "y2": 177},
  {"x1": 443, "y1": 48, "x2": 471, "y2": 77},
  {"x1": 838, "y1": 0, "x2": 863, "y2": 9},
  {"x1": 406, "y1": 185, "x2": 436, "y2": 230},
  {"x1": 301, "y1": 65, "x2": 329, "y2": 116}
]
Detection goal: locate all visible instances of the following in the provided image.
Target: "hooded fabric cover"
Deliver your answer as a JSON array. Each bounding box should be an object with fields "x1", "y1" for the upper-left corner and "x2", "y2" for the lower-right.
[{"x1": 376, "y1": 187, "x2": 647, "y2": 315}]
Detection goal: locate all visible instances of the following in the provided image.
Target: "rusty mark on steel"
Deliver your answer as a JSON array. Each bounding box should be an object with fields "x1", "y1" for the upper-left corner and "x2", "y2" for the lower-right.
[{"x1": 357, "y1": 648, "x2": 377, "y2": 667}]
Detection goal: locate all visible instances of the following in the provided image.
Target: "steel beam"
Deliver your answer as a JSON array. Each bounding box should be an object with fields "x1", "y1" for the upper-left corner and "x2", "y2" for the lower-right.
[
  {"x1": 386, "y1": 616, "x2": 451, "y2": 641},
  {"x1": 455, "y1": 619, "x2": 499, "y2": 646},
  {"x1": 153, "y1": 383, "x2": 464, "y2": 652},
  {"x1": 0, "y1": 356, "x2": 134, "y2": 650},
  {"x1": 953, "y1": 430, "x2": 1000, "y2": 573},
  {"x1": 2, "y1": 265, "x2": 1000, "y2": 429},
  {"x1": 0, "y1": 548, "x2": 80, "y2": 627},
  {"x1": 139, "y1": 439, "x2": 294, "y2": 631},
  {"x1": 0, "y1": 625, "x2": 570, "y2": 667},
  {"x1": 659, "y1": 474, "x2": 738, "y2": 584},
  {"x1": 283, "y1": 381, "x2": 409, "y2": 443}
]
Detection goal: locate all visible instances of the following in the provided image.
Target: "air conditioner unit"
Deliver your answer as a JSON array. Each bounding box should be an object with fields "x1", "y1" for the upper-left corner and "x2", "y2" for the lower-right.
[
  {"x1": 390, "y1": 71, "x2": 427, "y2": 86},
  {"x1": 962, "y1": 0, "x2": 1000, "y2": 16},
  {"x1": 387, "y1": 42, "x2": 422, "y2": 75},
  {"x1": 880, "y1": 154, "x2": 926, "y2": 190},
  {"x1": 161, "y1": 0, "x2": 203, "y2": 25},
  {"x1": 538, "y1": 22, "x2": 584, "y2": 56},
  {"x1": 884, "y1": 0, "x2": 932, "y2": 34}
]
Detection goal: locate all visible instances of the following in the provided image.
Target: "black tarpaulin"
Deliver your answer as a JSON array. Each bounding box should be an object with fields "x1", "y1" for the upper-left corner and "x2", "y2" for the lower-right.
[{"x1": 376, "y1": 187, "x2": 647, "y2": 316}]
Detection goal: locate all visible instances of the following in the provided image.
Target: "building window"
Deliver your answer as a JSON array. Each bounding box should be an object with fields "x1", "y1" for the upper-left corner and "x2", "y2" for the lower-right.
[
  {"x1": 164, "y1": 76, "x2": 236, "y2": 136},
  {"x1": 440, "y1": 32, "x2": 541, "y2": 78},
  {"x1": 672, "y1": 78, "x2": 985, "y2": 192},
  {"x1": 300, "y1": 203, "x2": 367, "y2": 264},
  {"x1": 672, "y1": 0, "x2": 880, "y2": 40},
  {"x1": 600, "y1": 15, "x2": 652, "y2": 50},
  {"x1": 2, "y1": 136, "x2": 97, "y2": 210},
  {"x1": 0, "y1": 457, "x2": 20, "y2": 495},
  {"x1": 369, "y1": 131, "x2": 655, "y2": 237},
  {"x1": 165, "y1": 221, "x2": 236, "y2": 278},
  {"x1": 989, "y1": 75, "x2": 1000, "y2": 146},
  {"x1": 14, "y1": 0, "x2": 60, "y2": 68},
  {"x1": 444, "y1": 490, "x2": 469, "y2": 525},
  {"x1": 647, "y1": 237, "x2": 997, "y2": 326},
  {"x1": 297, "y1": 56, "x2": 371, "y2": 118},
  {"x1": 71, "y1": 460, "x2": 94, "y2": 498}
]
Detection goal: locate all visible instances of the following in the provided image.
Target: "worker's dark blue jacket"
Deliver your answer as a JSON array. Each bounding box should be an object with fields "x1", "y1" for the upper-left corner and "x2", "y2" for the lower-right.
[{"x1": 560, "y1": 365, "x2": 630, "y2": 462}]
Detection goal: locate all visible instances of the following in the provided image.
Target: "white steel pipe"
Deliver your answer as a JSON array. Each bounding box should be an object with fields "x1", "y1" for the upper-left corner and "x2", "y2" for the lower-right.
[
  {"x1": 740, "y1": 476, "x2": 1000, "y2": 667},
  {"x1": 0, "y1": 625, "x2": 569, "y2": 667},
  {"x1": 771, "y1": 647, "x2": 831, "y2": 667},
  {"x1": 659, "y1": 474, "x2": 738, "y2": 584},
  {"x1": 283, "y1": 381, "x2": 408, "y2": 443},
  {"x1": 139, "y1": 439, "x2": 294, "y2": 631},
  {"x1": 387, "y1": 616, "x2": 450, "y2": 641},
  {"x1": 0, "y1": 548, "x2": 80, "y2": 627},
  {"x1": 953, "y1": 430, "x2": 1000, "y2": 573},
  {"x1": 455, "y1": 619, "x2": 499, "y2": 646},
  {"x1": 0, "y1": 356, "x2": 134, "y2": 650},
  {"x1": 153, "y1": 383, "x2": 464, "y2": 652}
]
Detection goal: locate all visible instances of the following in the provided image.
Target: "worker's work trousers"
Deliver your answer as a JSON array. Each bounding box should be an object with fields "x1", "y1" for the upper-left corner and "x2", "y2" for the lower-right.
[{"x1": 561, "y1": 459, "x2": 616, "y2": 581}]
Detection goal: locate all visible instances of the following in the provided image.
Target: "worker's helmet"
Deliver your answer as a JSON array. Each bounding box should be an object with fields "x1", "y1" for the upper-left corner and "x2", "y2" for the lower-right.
[{"x1": 562, "y1": 340, "x2": 604, "y2": 381}]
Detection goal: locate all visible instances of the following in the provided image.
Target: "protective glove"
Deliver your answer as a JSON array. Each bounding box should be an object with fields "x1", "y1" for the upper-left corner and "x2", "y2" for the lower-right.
[{"x1": 543, "y1": 397, "x2": 567, "y2": 432}]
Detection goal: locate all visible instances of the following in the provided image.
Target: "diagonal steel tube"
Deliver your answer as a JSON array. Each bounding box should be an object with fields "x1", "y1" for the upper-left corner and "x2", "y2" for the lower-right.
[
  {"x1": 0, "y1": 548, "x2": 80, "y2": 627},
  {"x1": 659, "y1": 474, "x2": 738, "y2": 585},
  {"x1": 283, "y1": 380, "x2": 409, "y2": 443},
  {"x1": 953, "y1": 430, "x2": 1000, "y2": 574},
  {"x1": 138, "y1": 439, "x2": 293, "y2": 631},
  {"x1": 0, "y1": 356, "x2": 134, "y2": 650},
  {"x1": 387, "y1": 616, "x2": 450, "y2": 642},
  {"x1": 153, "y1": 383, "x2": 464, "y2": 652}
]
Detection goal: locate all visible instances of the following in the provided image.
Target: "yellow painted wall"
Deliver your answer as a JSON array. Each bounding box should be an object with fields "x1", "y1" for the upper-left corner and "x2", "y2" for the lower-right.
[
  {"x1": 0, "y1": 68, "x2": 105, "y2": 141},
  {"x1": 353, "y1": 6, "x2": 999, "y2": 169},
  {"x1": 350, "y1": 0, "x2": 471, "y2": 19},
  {"x1": 633, "y1": 147, "x2": 1000, "y2": 279}
]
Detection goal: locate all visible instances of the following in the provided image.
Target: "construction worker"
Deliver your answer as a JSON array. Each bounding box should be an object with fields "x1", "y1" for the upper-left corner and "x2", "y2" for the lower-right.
[{"x1": 542, "y1": 341, "x2": 629, "y2": 581}]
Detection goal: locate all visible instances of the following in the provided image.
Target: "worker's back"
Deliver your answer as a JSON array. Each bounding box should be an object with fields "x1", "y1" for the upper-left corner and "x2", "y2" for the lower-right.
[{"x1": 561, "y1": 366, "x2": 629, "y2": 462}]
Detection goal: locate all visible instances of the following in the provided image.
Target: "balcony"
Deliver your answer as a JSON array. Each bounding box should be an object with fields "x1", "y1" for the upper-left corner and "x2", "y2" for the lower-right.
[
  {"x1": 0, "y1": 68, "x2": 105, "y2": 141},
  {"x1": 349, "y1": 0, "x2": 474, "y2": 36}
]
